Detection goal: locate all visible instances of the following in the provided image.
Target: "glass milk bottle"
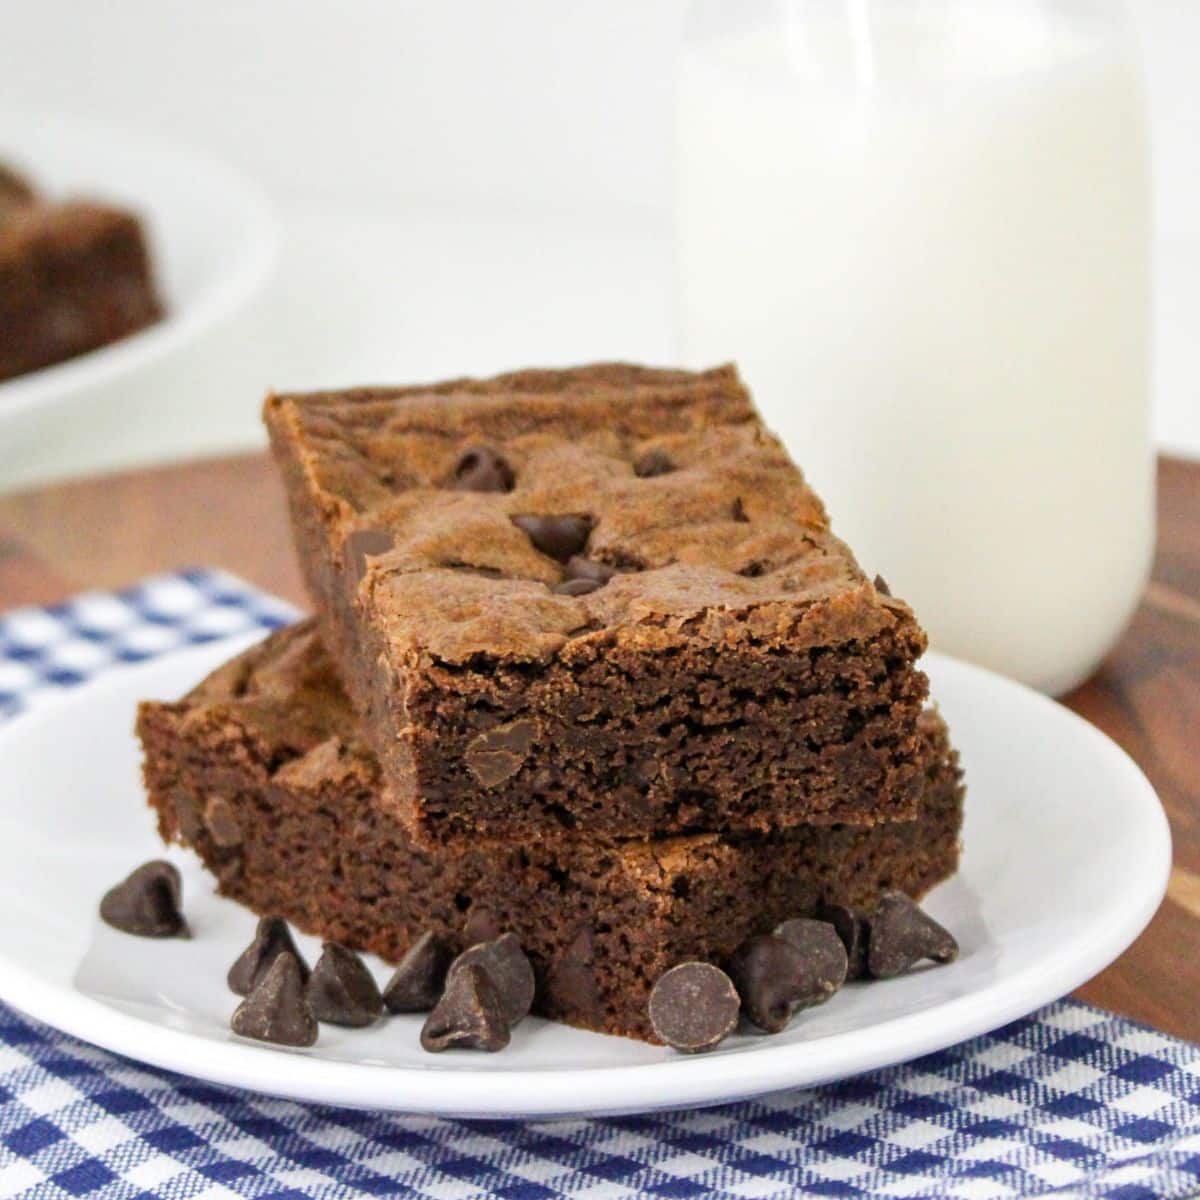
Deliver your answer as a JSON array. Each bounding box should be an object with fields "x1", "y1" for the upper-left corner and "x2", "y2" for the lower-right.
[{"x1": 677, "y1": 0, "x2": 1153, "y2": 695}]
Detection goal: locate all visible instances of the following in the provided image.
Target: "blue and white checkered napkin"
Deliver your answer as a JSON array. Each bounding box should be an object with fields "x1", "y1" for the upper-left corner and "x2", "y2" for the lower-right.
[{"x1": 1, "y1": 571, "x2": 1198, "y2": 1200}]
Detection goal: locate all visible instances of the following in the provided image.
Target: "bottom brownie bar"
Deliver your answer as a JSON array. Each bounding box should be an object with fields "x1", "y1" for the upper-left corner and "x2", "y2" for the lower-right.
[{"x1": 137, "y1": 621, "x2": 963, "y2": 1043}]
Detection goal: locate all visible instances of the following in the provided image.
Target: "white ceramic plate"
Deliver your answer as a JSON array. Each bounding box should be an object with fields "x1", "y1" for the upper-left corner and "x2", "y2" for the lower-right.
[
  {"x1": 0, "y1": 112, "x2": 278, "y2": 488},
  {"x1": 0, "y1": 637, "x2": 1170, "y2": 1118}
]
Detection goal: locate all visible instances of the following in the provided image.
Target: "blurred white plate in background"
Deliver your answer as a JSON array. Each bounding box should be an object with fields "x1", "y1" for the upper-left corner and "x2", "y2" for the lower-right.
[
  {"x1": 0, "y1": 638, "x2": 1170, "y2": 1117},
  {"x1": 0, "y1": 111, "x2": 278, "y2": 490}
]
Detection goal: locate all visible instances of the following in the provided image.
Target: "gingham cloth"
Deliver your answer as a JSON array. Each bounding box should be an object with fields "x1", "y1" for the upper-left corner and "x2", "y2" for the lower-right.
[{"x1": 0, "y1": 570, "x2": 1197, "y2": 1200}]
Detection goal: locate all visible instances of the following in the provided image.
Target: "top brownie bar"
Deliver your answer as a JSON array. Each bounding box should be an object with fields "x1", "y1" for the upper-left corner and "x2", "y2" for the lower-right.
[{"x1": 265, "y1": 363, "x2": 930, "y2": 845}]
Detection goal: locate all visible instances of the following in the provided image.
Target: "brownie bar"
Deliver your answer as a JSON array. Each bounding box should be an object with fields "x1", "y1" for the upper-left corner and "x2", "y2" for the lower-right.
[
  {"x1": 137, "y1": 622, "x2": 963, "y2": 1042},
  {"x1": 264, "y1": 364, "x2": 930, "y2": 845},
  {"x1": 0, "y1": 199, "x2": 162, "y2": 382}
]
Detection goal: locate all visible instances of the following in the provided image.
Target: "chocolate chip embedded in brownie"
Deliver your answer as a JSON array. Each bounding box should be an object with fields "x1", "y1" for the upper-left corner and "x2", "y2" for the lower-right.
[
  {"x1": 136, "y1": 621, "x2": 963, "y2": 1043},
  {"x1": 0, "y1": 199, "x2": 163, "y2": 382},
  {"x1": 264, "y1": 364, "x2": 931, "y2": 845}
]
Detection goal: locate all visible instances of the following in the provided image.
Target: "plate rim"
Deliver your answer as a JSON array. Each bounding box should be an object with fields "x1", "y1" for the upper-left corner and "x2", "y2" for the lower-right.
[{"x1": 0, "y1": 640, "x2": 1172, "y2": 1118}]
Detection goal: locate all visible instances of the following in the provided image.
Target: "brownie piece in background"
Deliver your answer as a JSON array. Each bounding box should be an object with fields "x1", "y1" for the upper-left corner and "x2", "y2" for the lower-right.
[
  {"x1": 0, "y1": 162, "x2": 36, "y2": 215},
  {"x1": 264, "y1": 364, "x2": 930, "y2": 846},
  {"x1": 136, "y1": 621, "x2": 963, "y2": 1043},
  {"x1": 0, "y1": 195, "x2": 162, "y2": 382}
]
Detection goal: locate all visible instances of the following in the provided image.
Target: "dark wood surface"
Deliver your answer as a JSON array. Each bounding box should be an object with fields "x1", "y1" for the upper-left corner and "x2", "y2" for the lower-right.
[{"x1": 1, "y1": 453, "x2": 1197, "y2": 1040}]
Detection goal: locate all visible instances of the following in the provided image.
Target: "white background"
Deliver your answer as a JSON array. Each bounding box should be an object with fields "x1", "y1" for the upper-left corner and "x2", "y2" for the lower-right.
[{"x1": 0, "y1": 0, "x2": 1196, "y2": 478}]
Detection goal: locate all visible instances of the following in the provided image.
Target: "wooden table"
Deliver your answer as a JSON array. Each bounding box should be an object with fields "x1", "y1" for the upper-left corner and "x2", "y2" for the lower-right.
[{"x1": 2, "y1": 454, "x2": 1197, "y2": 1041}]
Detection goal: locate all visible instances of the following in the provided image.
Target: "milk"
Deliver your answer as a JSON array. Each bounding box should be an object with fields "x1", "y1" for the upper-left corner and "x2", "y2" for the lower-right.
[{"x1": 677, "y1": 4, "x2": 1152, "y2": 695}]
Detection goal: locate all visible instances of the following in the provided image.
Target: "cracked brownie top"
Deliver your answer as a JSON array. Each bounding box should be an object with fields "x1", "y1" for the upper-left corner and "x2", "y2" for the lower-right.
[{"x1": 265, "y1": 363, "x2": 920, "y2": 666}]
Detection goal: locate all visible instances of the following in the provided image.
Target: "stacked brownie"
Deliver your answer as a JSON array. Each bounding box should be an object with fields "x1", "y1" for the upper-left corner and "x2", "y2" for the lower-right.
[
  {"x1": 138, "y1": 363, "x2": 963, "y2": 1042},
  {"x1": 0, "y1": 161, "x2": 162, "y2": 382}
]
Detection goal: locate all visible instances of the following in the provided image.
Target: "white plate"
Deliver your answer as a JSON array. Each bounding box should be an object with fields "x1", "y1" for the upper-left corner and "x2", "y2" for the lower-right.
[
  {"x1": 0, "y1": 112, "x2": 278, "y2": 489},
  {"x1": 0, "y1": 638, "x2": 1170, "y2": 1118}
]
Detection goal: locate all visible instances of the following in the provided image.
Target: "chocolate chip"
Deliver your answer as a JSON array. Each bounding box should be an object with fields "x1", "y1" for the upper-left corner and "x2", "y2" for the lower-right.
[
  {"x1": 543, "y1": 927, "x2": 601, "y2": 1024},
  {"x1": 554, "y1": 554, "x2": 621, "y2": 595},
  {"x1": 818, "y1": 902, "x2": 872, "y2": 980},
  {"x1": 345, "y1": 528, "x2": 394, "y2": 583},
  {"x1": 231, "y1": 952, "x2": 318, "y2": 1047},
  {"x1": 420, "y1": 964, "x2": 510, "y2": 1052},
  {"x1": 217, "y1": 857, "x2": 244, "y2": 887},
  {"x1": 203, "y1": 797, "x2": 242, "y2": 848},
  {"x1": 648, "y1": 962, "x2": 739, "y2": 1053},
  {"x1": 633, "y1": 448, "x2": 676, "y2": 478},
  {"x1": 565, "y1": 556, "x2": 618, "y2": 584},
  {"x1": 867, "y1": 892, "x2": 959, "y2": 979},
  {"x1": 383, "y1": 931, "x2": 454, "y2": 1012},
  {"x1": 463, "y1": 906, "x2": 502, "y2": 947},
  {"x1": 552, "y1": 577, "x2": 601, "y2": 597},
  {"x1": 99, "y1": 860, "x2": 189, "y2": 938},
  {"x1": 449, "y1": 446, "x2": 515, "y2": 493},
  {"x1": 306, "y1": 943, "x2": 383, "y2": 1027},
  {"x1": 510, "y1": 514, "x2": 592, "y2": 562},
  {"x1": 464, "y1": 718, "x2": 536, "y2": 787},
  {"x1": 228, "y1": 916, "x2": 310, "y2": 996},
  {"x1": 727, "y1": 934, "x2": 832, "y2": 1034},
  {"x1": 172, "y1": 792, "x2": 203, "y2": 843},
  {"x1": 873, "y1": 574, "x2": 892, "y2": 596},
  {"x1": 626, "y1": 758, "x2": 660, "y2": 787},
  {"x1": 773, "y1": 918, "x2": 849, "y2": 1004},
  {"x1": 447, "y1": 932, "x2": 534, "y2": 1026},
  {"x1": 731, "y1": 497, "x2": 750, "y2": 523}
]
